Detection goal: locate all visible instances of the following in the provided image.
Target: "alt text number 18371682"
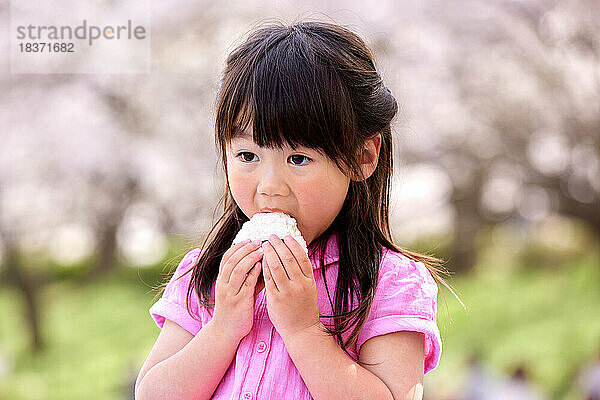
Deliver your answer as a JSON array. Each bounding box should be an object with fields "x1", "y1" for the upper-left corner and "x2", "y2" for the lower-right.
[{"x1": 19, "y1": 42, "x2": 75, "y2": 52}]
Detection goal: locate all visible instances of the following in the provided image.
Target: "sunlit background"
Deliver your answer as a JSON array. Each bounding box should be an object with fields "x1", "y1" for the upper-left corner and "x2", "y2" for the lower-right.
[{"x1": 1, "y1": 0, "x2": 599, "y2": 399}]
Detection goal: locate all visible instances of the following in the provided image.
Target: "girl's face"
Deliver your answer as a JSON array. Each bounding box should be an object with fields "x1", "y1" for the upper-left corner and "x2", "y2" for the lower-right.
[{"x1": 226, "y1": 128, "x2": 350, "y2": 246}]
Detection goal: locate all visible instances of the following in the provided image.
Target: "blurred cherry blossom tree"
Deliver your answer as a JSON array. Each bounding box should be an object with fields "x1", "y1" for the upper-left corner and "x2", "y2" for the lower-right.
[{"x1": 1, "y1": 0, "x2": 598, "y2": 352}]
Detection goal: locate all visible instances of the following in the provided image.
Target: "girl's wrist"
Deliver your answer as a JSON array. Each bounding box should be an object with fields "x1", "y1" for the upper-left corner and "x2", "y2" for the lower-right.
[
  {"x1": 205, "y1": 318, "x2": 243, "y2": 347},
  {"x1": 281, "y1": 321, "x2": 326, "y2": 347}
]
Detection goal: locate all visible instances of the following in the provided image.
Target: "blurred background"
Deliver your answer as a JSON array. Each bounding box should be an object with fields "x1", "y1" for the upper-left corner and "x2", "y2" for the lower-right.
[{"x1": 1, "y1": 0, "x2": 599, "y2": 399}]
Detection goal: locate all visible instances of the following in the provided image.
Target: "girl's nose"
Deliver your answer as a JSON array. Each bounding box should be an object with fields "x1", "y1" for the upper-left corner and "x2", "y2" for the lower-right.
[{"x1": 257, "y1": 165, "x2": 290, "y2": 197}]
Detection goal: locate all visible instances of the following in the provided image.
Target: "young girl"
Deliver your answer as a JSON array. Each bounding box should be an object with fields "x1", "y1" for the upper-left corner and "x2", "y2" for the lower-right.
[{"x1": 135, "y1": 20, "x2": 455, "y2": 400}]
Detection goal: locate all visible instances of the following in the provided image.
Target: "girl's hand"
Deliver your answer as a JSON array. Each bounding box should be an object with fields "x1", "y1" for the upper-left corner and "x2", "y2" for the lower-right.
[
  {"x1": 211, "y1": 239, "x2": 264, "y2": 344},
  {"x1": 261, "y1": 235, "x2": 321, "y2": 340}
]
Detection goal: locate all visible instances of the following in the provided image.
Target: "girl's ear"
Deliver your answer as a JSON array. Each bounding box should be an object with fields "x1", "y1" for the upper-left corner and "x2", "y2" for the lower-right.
[{"x1": 351, "y1": 133, "x2": 382, "y2": 181}]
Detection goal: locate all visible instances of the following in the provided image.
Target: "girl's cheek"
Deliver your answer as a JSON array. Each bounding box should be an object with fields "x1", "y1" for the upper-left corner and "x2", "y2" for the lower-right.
[
  {"x1": 228, "y1": 171, "x2": 254, "y2": 205},
  {"x1": 230, "y1": 179, "x2": 252, "y2": 198}
]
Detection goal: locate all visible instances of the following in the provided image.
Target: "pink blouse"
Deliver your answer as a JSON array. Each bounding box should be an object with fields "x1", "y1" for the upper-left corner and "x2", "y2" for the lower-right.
[{"x1": 149, "y1": 231, "x2": 442, "y2": 399}]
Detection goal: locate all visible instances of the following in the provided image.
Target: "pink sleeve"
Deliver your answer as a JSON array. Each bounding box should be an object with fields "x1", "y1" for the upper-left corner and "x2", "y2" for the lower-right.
[
  {"x1": 356, "y1": 251, "x2": 442, "y2": 375},
  {"x1": 149, "y1": 248, "x2": 204, "y2": 336}
]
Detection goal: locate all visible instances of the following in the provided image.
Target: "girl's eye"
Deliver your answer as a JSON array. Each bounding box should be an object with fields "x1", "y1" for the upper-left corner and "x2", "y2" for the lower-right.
[
  {"x1": 237, "y1": 152, "x2": 257, "y2": 162},
  {"x1": 289, "y1": 154, "x2": 311, "y2": 166},
  {"x1": 235, "y1": 152, "x2": 311, "y2": 166}
]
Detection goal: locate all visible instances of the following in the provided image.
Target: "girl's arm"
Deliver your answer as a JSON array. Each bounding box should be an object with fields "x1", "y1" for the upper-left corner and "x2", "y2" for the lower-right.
[
  {"x1": 284, "y1": 325, "x2": 426, "y2": 400},
  {"x1": 135, "y1": 318, "x2": 240, "y2": 400}
]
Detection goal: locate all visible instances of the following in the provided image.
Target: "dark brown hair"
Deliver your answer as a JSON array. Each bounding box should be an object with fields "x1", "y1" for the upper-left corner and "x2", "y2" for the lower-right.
[{"x1": 159, "y1": 19, "x2": 461, "y2": 362}]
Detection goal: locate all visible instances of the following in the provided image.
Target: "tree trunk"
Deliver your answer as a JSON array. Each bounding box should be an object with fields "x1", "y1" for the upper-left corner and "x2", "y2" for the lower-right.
[
  {"x1": 87, "y1": 223, "x2": 118, "y2": 280},
  {"x1": 4, "y1": 246, "x2": 44, "y2": 353},
  {"x1": 449, "y1": 194, "x2": 484, "y2": 274}
]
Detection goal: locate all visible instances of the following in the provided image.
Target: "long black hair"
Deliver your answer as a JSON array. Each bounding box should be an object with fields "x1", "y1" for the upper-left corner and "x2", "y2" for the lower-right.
[{"x1": 159, "y1": 19, "x2": 459, "y2": 361}]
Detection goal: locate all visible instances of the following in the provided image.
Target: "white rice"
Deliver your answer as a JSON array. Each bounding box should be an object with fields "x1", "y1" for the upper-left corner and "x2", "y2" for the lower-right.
[{"x1": 233, "y1": 212, "x2": 308, "y2": 254}]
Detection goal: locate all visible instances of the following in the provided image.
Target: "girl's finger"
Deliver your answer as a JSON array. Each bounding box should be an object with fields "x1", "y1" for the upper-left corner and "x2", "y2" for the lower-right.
[
  {"x1": 221, "y1": 240, "x2": 261, "y2": 283},
  {"x1": 239, "y1": 261, "x2": 262, "y2": 295},
  {"x1": 228, "y1": 247, "x2": 264, "y2": 290},
  {"x1": 262, "y1": 241, "x2": 286, "y2": 290},
  {"x1": 262, "y1": 258, "x2": 277, "y2": 293},
  {"x1": 267, "y1": 235, "x2": 303, "y2": 281},
  {"x1": 222, "y1": 239, "x2": 251, "y2": 263},
  {"x1": 283, "y1": 235, "x2": 313, "y2": 279}
]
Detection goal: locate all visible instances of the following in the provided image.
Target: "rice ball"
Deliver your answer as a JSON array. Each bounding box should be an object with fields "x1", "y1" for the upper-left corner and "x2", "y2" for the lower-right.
[{"x1": 233, "y1": 212, "x2": 308, "y2": 254}]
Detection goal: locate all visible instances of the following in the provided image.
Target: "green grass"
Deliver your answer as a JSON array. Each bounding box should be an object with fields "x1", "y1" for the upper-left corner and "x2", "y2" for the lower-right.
[
  {"x1": 0, "y1": 274, "x2": 162, "y2": 400},
  {"x1": 426, "y1": 252, "x2": 600, "y2": 400},
  {"x1": 0, "y1": 251, "x2": 598, "y2": 399}
]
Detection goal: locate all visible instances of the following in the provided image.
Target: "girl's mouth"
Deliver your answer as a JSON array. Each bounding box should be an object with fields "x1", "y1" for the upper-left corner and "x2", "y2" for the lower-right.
[{"x1": 258, "y1": 209, "x2": 296, "y2": 220}]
